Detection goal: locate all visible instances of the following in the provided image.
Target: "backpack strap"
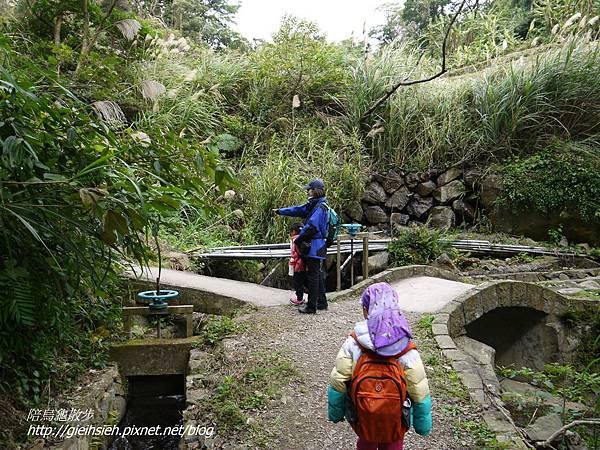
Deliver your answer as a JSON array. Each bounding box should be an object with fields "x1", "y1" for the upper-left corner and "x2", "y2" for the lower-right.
[
  {"x1": 350, "y1": 331, "x2": 416, "y2": 358},
  {"x1": 305, "y1": 201, "x2": 327, "y2": 226}
]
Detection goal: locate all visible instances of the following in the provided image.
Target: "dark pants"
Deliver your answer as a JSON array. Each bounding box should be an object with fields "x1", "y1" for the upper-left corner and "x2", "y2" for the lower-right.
[
  {"x1": 293, "y1": 271, "x2": 307, "y2": 301},
  {"x1": 306, "y1": 258, "x2": 327, "y2": 311}
]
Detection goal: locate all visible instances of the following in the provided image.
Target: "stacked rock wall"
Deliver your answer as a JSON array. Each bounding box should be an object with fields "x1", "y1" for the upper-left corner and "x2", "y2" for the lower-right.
[{"x1": 345, "y1": 167, "x2": 481, "y2": 231}]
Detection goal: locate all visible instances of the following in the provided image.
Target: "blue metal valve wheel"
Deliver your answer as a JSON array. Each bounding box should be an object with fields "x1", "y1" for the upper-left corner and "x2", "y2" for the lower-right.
[
  {"x1": 341, "y1": 223, "x2": 362, "y2": 238},
  {"x1": 137, "y1": 289, "x2": 179, "y2": 310}
]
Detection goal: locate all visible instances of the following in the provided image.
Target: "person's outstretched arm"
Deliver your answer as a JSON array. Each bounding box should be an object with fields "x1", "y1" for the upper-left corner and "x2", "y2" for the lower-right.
[{"x1": 275, "y1": 203, "x2": 309, "y2": 218}]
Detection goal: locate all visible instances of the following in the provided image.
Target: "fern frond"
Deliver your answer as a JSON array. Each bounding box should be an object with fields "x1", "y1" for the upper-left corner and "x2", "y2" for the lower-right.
[{"x1": 0, "y1": 264, "x2": 35, "y2": 327}]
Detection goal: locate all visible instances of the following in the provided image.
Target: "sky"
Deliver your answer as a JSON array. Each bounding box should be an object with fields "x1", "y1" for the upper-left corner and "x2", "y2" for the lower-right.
[{"x1": 233, "y1": 0, "x2": 391, "y2": 43}]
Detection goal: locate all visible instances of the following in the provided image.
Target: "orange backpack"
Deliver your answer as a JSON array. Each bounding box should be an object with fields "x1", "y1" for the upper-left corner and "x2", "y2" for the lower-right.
[{"x1": 348, "y1": 331, "x2": 416, "y2": 443}]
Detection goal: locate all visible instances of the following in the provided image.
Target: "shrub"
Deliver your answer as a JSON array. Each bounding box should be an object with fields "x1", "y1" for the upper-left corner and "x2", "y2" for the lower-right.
[
  {"x1": 388, "y1": 226, "x2": 457, "y2": 266},
  {"x1": 498, "y1": 141, "x2": 600, "y2": 223}
]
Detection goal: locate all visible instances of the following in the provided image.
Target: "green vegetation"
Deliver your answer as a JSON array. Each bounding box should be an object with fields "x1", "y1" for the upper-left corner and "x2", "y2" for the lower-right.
[
  {"x1": 499, "y1": 363, "x2": 599, "y2": 446},
  {"x1": 206, "y1": 352, "x2": 299, "y2": 432},
  {"x1": 388, "y1": 226, "x2": 458, "y2": 266},
  {"x1": 0, "y1": 0, "x2": 234, "y2": 424},
  {"x1": 498, "y1": 144, "x2": 600, "y2": 223},
  {"x1": 560, "y1": 306, "x2": 600, "y2": 372},
  {"x1": 570, "y1": 290, "x2": 600, "y2": 301},
  {"x1": 499, "y1": 363, "x2": 600, "y2": 407},
  {"x1": 455, "y1": 419, "x2": 510, "y2": 449},
  {"x1": 200, "y1": 315, "x2": 244, "y2": 346}
]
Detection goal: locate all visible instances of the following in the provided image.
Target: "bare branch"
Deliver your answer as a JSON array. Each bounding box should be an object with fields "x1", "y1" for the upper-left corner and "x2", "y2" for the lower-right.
[
  {"x1": 483, "y1": 384, "x2": 536, "y2": 449},
  {"x1": 362, "y1": 0, "x2": 469, "y2": 120},
  {"x1": 536, "y1": 419, "x2": 600, "y2": 448}
]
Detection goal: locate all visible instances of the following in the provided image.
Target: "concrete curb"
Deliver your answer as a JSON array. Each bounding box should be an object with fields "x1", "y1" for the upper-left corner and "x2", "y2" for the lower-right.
[{"x1": 327, "y1": 265, "x2": 473, "y2": 303}]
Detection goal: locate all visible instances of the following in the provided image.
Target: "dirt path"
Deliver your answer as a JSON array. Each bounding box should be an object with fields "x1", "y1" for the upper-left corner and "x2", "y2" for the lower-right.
[{"x1": 218, "y1": 294, "x2": 490, "y2": 449}]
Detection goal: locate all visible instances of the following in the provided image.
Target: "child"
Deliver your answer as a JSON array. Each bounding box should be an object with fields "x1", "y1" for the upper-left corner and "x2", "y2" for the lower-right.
[
  {"x1": 327, "y1": 282, "x2": 432, "y2": 450},
  {"x1": 289, "y1": 222, "x2": 307, "y2": 306}
]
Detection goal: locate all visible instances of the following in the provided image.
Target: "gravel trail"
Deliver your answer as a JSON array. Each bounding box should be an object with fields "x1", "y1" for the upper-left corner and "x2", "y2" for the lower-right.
[{"x1": 226, "y1": 294, "x2": 485, "y2": 449}]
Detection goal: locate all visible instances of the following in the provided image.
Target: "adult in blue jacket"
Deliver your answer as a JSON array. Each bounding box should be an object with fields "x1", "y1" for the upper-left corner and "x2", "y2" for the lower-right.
[{"x1": 273, "y1": 179, "x2": 329, "y2": 314}]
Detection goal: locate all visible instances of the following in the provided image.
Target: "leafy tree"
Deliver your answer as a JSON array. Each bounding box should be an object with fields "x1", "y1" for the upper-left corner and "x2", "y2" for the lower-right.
[
  {"x1": 369, "y1": 2, "x2": 414, "y2": 46},
  {"x1": 0, "y1": 32, "x2": 234, "y2": 408},
  {"x1": 402, "y1": 0, "x2": 452, "y2": 32},
  {"x1": 132, "y1": 0, "x2": 247, "y2": 49},
  {"x1": 247, "y1": 16, "x2": 350, "y2": 122}
]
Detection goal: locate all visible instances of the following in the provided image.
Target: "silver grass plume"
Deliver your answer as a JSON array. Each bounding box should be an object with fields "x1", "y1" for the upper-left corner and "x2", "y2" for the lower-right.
[
  {"x1": 115, "y1": 19, "x2": 142, "y2": 41},
  {"x1": 91, "y1": 100, "x2": 126, "y2": 125},
  {"x1": 141, "y1": 80, "x2": 166, "y2": 101}
]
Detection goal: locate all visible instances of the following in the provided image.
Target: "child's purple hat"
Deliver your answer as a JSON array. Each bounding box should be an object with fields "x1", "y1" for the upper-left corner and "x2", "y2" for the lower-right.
[{"x1": 361, "y1": 282, "x2": 412, "y2": 350}]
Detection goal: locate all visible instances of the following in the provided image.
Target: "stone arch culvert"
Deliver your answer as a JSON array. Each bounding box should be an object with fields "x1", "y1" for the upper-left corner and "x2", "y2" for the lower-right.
[{"x1": 430, "y1": 279, "x2": 595, "y2": 447}]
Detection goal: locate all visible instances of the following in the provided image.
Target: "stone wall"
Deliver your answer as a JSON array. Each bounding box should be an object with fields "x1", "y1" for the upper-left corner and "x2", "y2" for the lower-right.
[
  {"x1": 345, "y1": 167, "x2": 481, "y2": 231},
  {"x1": 350, "y1": 167, "x2": 600, "y2": 244},
  {"x1": 42, "y1": 366, "x2": 126, "y2": 450}
]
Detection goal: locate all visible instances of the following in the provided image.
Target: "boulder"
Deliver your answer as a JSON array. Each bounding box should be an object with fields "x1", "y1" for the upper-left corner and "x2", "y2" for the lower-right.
[
  {"x1": 480, "y1": 173, "x2": 503, "y2": 209},
  {"x1": 406, "y1": 195, "x2": 433, "y2": 218},
  {"x1": 372, "y1": 173, "x2": 387, "y2": 184},
  {"x1": 385, "y1": 186, "x2": 411, "y2": 210},
  {"x1": 428, "y1": 206, "x2": 455, "y2": 228},
  {"x1": 362, "y1": 182, "x2": 388, "y2": 204},
  {"x1": 500, "y1": 379, "x2": 590, "y2": 414},
  {"x1": 452, "y1": 199, "x2": 476, "y2": 222},
  {"x1": 164, "y1": 251, "x2": 192, "y2": 271},
  {"x1": 463, "y1": 168, "x2": 483, "y2": 189},
  {"x1": 432, "y1": 253, "x2": 458, "y2": 272},
  {"x1": 381, "y1": 170, "x2": 404, "y2": 193},
  {"x1": 437, "y1": 167, "x2": 462, "y2": 186},
  {"x1": 415, "y1": 181, "x2": 436, "y2": 197},
  {"x1": 579, "y1": 279, "x2": 600, "y2": 290},
  {"x1": 419, "y1": 169, "x2": 440, "y2": 182},
  {"x1": 390, "y1": 212, "x2": 410, "y2": 227},
  {"x1": 405, "y1": 173, "x2": 420, "y2": 189},
  {"x1": 368, "y1": 252, "x2": 389, "y2": 273},
  {"x1": 525, "y1": 414, "x2": 563, "y2": 442},
  {"x1": 363, "y1": 205, "x2": 388, "y2": 224},
  {"x1": 433, "y1": 180, "x2": 466, "y2": 204},
  {"x1": 564, "y1": 430, "x2": 588, "y2": 450},
  {"x1": 345, "y1": 201, "x2": 364, "y2": 222}
]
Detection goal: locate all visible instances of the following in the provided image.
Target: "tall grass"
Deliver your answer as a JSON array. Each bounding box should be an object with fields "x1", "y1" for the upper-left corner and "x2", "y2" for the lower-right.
[
  {"x1": 239, "y1": 127, "x2": 370, "y2": 244},
  {"x1": 358, "y1": 39, "x2": 600, "y2": 169}
]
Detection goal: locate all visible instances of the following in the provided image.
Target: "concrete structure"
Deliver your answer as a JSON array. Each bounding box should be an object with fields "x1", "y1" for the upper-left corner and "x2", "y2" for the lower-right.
[
  {"x1": 109, "y1": 337, "x2": 196, "y2": 377},
  {"x1": 125, "y1": 266, "x2": 290, "y2": 313}
]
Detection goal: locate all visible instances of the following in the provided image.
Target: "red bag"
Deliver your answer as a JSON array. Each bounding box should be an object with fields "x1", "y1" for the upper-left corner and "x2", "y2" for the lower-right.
[{"x1": 348, "y1": 331, "x2": 416, "y2": 443}]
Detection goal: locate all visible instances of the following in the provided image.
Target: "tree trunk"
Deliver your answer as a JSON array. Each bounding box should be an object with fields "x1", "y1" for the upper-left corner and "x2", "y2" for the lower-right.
[
  {"x1": 54, "y1": 12, "x2": 64, "y2": 77},
  {"x1": 53, "y1": 12, "x2": 63, "y2": 46},
  {"x1": 76, "y1": 0, "x2": 118, "y2": 75},
  {"x1": 75, "y1": 0, "x2": 90, "y2": 74}
]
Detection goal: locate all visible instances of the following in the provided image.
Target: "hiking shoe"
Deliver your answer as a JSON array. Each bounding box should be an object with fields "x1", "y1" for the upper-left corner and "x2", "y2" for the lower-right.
[
  {"x1": 298, "y1": 305, "x2": 316, "y2": 314},
  {"x1": 317, "y1": 304, "x2": 328, "y2": 311},
  {"x1": 289, "y1": 296, "x2": 303, "y2": 306}
]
